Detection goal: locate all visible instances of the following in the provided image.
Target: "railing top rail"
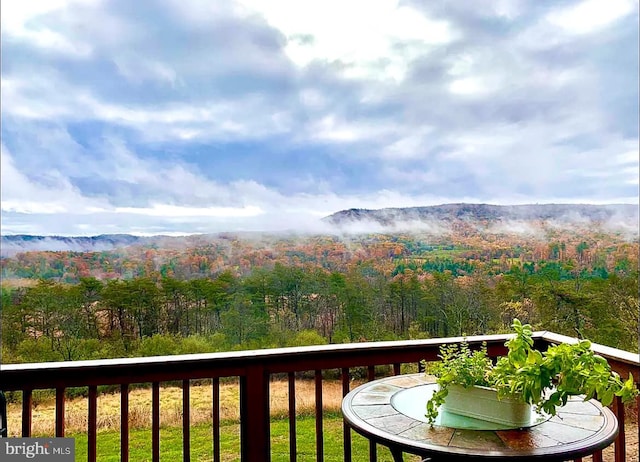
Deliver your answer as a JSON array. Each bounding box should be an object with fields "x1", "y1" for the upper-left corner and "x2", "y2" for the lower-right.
[
  {"x1": 0, "y1": 332, "x2": 517, "y2": 373},
  {"x1": 538, "y1": 331, "x2": 640, "y2": 366},
  {"x1": 1, "y1": 331, "x2": 637, "y2": 390}
]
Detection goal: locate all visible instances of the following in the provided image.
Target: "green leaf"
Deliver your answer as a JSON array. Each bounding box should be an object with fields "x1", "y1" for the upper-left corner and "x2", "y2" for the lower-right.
[{"x1": 600, "y1": 389, "x2": 614, "y2": 407}]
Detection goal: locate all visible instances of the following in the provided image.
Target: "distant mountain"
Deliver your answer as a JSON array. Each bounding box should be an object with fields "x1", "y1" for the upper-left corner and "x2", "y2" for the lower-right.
[
  {"x1": 0, "y1": 232, "x2": 270, "y2": 256},
  {"x1": 1, "y1": 204, "x2": 637, "y2": 256},
  {"x1": 324, "y1": 203, "x2": 639, "y2": 228},
  {"x1": 0, "y1": 234, "x2": 146, "y2": 256}
]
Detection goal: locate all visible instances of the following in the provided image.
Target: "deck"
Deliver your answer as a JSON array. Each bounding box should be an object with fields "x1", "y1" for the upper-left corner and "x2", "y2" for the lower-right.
[{"x1": 1, "y1": 330, "x2": 638, "y2": 461}]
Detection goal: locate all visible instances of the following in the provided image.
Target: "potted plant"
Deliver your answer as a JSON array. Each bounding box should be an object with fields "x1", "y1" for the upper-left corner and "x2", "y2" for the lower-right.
[{"x1": 425, "y1": 319, "x2": 639, "y2": 426}]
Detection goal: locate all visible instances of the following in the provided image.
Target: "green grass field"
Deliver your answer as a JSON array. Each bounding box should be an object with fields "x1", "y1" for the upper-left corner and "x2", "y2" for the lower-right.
[{"x1": 70, "y1": 413, "x2": 418, "y2": 462}]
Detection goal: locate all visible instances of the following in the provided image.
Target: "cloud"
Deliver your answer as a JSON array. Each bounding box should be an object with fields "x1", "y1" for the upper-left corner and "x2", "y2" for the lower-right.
[
  {"x1": 546, "y1": 0, "x2": 636, "y2": 35},
  {"x1": 114, "y1": 204, "x2": 264, "y2": 218},
  {"x1": 237, "y1": 0, "x2": 454, "y2": 81},
  {"x1": 1, "y1": 0, "x2": 96, "y2": 57},
  {"x1": 1, "y1": 0, "x2": 638, "y2": 236},
  {"x1": 0, "y1": 143, "x2": 111, "y2": 214}
]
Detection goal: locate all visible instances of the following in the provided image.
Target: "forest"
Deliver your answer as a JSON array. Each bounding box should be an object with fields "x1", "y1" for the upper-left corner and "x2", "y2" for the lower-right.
[{"x1": 1, "y1": 225, "x2": 638, "y2": 364}]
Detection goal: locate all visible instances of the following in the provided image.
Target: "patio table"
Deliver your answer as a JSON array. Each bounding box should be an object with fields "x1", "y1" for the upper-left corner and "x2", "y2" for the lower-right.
[{"x1": 341, "y1": 373, "x2": 618, "y2": 461}]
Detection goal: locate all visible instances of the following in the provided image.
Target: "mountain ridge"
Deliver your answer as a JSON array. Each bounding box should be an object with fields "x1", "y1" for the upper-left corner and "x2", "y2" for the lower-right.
[
  {"x1": 323, "y1": 203, "x2": 638, "y2": 225},
  {"x1": 1, "y1": 203, "x2": 637, "y2": 255}
]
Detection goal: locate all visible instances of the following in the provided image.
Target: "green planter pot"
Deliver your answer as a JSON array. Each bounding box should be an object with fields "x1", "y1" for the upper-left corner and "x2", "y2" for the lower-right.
[{"x1": 441, "y1": 384, "x2": 533, "y2": 427}]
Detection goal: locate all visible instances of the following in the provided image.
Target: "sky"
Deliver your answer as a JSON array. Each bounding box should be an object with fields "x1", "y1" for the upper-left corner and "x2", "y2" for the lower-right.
[{"x1": 1, "y1": 0, "x2": 638, "y2": 236}]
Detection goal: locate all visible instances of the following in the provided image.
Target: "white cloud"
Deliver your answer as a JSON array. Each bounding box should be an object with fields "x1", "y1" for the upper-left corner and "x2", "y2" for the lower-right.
[
  {"x1": 615, "y1": 150, "x2": 640, "y2": 165},
  {"x1": 2, "y1": 73, "x2": 292, "y2": 142},
  {"x1": 493, "y1": 0, "x2": 527, "y2": 20},
  {"x1": 113, "y1": 58, "x2": 179, "y2": 86},
  {"x1": 237, "y1": 0, "x2": 453, "y2": 81},
  {"x1": 1, "y1": 0, "x2": 97, "y2": 57},
  {"x1": 305, "y1": 115, "x2": 398, "y2": 144},
  {"x1": 381, "y1": 128, "x2": 436, "y2": 160},
  {"x1": 1, "y1": 0, "x2": 70, "y2": 34},
  {"x1": 0, "y1": 144, "x2": 110, "y2": 214},
  {"x1": 449, "y1": 78, "x2": 486, "y2": 95},
  {"x1": 115, "y1": 204, "x2": 264, "y2": 218},
  {"x1": 546, "y1": 0, "x2": 636, "y2": 35}
]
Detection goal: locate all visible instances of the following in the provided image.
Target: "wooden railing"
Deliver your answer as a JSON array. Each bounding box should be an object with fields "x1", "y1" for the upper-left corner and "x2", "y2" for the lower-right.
[{"x1": 1, "y1": 331, "x2": 638, "y2": 462}]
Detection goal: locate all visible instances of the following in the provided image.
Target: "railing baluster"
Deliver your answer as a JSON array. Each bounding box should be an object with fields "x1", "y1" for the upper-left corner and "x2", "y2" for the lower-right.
[
  {"x1": 88, "y1": 385, "x2": 97, "y2": 462},
  {"x1": 592, "y1": 450, "x2": 603, "y2": 462},
  {"x1": 315, "y1": 370, "x2": 323, "y2": 462},
  {"x1": 22, "y1": 389, "x2": 32, "y2": 437},
  {"x1": 288, "y1": 372, "x2": 297, "y2": 462},
  {"x1": 55, "y1": 387, "x2": 65, "y2": 437},
  {"x1": 152, "y1": 382, "x2": 160, "y2": 462},
  {"x1": 183, "y1": 379, "x2": 190, "y2": 462},
  {"x1": 612, "y1": 396, "x2": 625, "y2": 462},
  {"x1": 240, "y1": 369, "x2": 270, "y2": 462},
  {"x1": 121, "y1": 384, "x2": 129, "y2": 462},
  {"x1": 393, "y1": 363, "x2": 401, "y2": 376},
  {"x1": 367, "y1": 366, "x2": 376, "y2": 462},
  {"x1": 0, "y1": 391, "x2": 6, "y2": 438},
  {"x1": 212, "y1": 378, "x2": 220, "y2": 462},
  {"x1": 341, "y1": 368, "x2": 352, "y2": 462}
]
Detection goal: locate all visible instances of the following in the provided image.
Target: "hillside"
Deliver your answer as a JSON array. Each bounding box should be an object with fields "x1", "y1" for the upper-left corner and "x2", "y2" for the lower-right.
[
  {"x1": 0, "y1": 234, "x2": 144, "y2": 256},
  {"x1": 324, "y1": 203, "x2": 638, "y2": 227}
]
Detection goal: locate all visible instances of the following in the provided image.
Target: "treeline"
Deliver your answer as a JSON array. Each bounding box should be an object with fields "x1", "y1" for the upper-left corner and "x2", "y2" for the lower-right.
[{"x1": 2, "y1": 259, "x2": 638, "y2": 364}]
